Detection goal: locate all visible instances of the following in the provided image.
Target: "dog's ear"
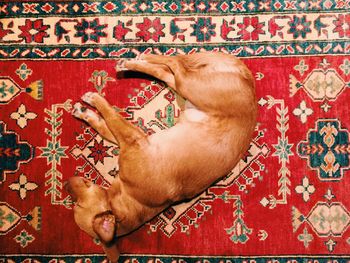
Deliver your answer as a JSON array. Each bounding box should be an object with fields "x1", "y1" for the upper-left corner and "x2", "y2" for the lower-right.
[
  {"x1": 93, "y1": 212, "x2": 116, "y2": 243},
  {"x1": 101, "y1": 242, "x2": 120, "y2": 263},
  {"x1": 93, "y1": 213, "x2": 120, "y2": 262}
]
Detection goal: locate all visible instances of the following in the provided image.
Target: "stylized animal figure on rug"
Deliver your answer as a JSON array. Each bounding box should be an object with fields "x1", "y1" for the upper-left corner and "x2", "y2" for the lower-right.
[{"x1": 65, "y1": 52, "x2": 257, "y2": 262}]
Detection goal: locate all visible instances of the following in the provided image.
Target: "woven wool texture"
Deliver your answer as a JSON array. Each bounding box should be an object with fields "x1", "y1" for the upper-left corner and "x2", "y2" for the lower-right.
[{"x1": 0, "y1": 1, "x2": 349, "y2": 262}]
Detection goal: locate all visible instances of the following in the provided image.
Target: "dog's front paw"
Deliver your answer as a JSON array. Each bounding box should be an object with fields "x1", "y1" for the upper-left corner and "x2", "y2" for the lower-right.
[
  {"x1": 72, "y1": 102, "x2": 87, "y2": 119},
  {"x1": 72, "y1": 102, "x2": 99, "y2": 123},
  {"x1": 81, "y1": 92, "x2": 99, "y2": 107}
]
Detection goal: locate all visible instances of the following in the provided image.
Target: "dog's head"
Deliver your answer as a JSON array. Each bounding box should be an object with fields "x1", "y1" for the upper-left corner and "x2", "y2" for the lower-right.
[{"x1": 65, "y1": 177, "x2": 120, "y2": 262}]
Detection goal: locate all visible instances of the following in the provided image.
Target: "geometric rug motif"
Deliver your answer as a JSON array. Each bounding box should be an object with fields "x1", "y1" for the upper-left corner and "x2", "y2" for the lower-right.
[
  {"x1": 298, "y1": 119, "x2": 350, "y2": 181},
  {"x1": 293, "y1": 188, "x2": 350, "y2": 252},
  {"x1": 0, "y1": 121, "x2": 34, "y2": 183},
  {"x1": 1, "y1": 0, "x2": 350, "y2": 261}
]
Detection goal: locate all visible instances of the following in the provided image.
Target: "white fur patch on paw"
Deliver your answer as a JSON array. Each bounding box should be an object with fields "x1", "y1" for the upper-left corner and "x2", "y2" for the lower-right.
[
  {"x1": 82, "y1": 110, "x2": 99, "y2": 122},
  {"x1": 116, "y1": 58, "x2": 147, "y2": 72},
  {"x1": 72, "y1": 102, "x2": 85, "y2": 118},
  {"x1": 81, "y1": 92, "x2": 97, "y2": 106},
  {"x1": 116, "y1": 59, "x2": 128, "y2": 72},
  {"x1": 138, "y1": 54, "x2": 149, "y2": 61},
  {"x1": 72, "y1": 102, "x2": 99, "y2": 122}
]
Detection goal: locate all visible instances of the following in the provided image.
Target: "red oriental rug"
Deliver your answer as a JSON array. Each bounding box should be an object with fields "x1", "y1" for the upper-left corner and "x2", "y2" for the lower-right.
[{"x1": 0, "y1": 1, "x2": 350, "y2": 262}]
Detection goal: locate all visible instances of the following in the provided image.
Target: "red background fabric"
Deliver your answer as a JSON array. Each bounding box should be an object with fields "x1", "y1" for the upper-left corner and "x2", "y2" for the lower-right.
[{"x1": 0, "y1": 1, "x2": 349, "y2": 261}]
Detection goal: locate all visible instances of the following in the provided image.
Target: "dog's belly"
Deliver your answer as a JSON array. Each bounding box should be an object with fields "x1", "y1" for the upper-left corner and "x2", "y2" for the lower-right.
[{"x1": 142, "y1": 121, "x2": 240, "y2": 203}]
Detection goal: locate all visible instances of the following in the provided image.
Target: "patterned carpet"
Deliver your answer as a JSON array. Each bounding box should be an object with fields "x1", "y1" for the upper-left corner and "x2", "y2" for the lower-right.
[{"x1": 0, "y1": 1, "x2": 350, "y2": 262}]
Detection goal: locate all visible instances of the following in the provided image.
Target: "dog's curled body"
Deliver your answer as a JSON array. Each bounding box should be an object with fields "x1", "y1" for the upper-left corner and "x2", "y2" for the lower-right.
[{"x1": 66, "y1": 52, "x2": 257, "y2": 262}]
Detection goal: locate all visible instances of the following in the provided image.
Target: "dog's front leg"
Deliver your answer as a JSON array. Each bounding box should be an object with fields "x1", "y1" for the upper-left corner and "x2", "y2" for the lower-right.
[
  {"x1": 81, "y1": 92, "x2": 146, "y2": 147},
  {"x1": 72, "y1": 102, "x2": 118, "y2": 145}
]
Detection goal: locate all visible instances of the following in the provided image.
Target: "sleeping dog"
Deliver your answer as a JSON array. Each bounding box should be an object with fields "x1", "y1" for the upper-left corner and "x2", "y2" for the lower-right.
[{"x1": 65, "y1": 52, "x2": 257, "y2": 262}]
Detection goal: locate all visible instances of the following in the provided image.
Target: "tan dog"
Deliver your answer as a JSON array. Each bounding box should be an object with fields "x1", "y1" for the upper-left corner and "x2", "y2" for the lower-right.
[{"x1": 65, "y1": 52, "x2": 257, "y2": 262}]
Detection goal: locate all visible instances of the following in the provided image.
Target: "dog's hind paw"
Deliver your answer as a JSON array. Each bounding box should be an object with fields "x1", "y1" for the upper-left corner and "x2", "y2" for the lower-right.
[{"x1": 116, "y1": 59, "x2": 128, "y2": 72}]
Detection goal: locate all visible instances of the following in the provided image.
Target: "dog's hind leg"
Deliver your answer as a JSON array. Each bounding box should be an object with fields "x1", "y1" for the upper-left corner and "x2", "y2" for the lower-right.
[
  {"x1": 121, "y1": 55, "x2": 201, "y2": 106},
  {"x1": 121, "y1": 60, "x2": 176, "y2": 89},
  {"x1": 81, "y1": 92, "x2": 146, "y2": 147},
  {"x1": 140, "y1": 54, "x2": 184, "y2": 75},
  {"x1": 140, "y1": 55, "x2": 186, "y2": 82},
  {"x1": 132, "y1": 55, "x2": 192, "y2": 99},
  {"x1": 72, "y1": 102, "x2": 119, "y2": 145},
  {"x1": 140, "y1": 53, "x2": 256, "y2": 117}
]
